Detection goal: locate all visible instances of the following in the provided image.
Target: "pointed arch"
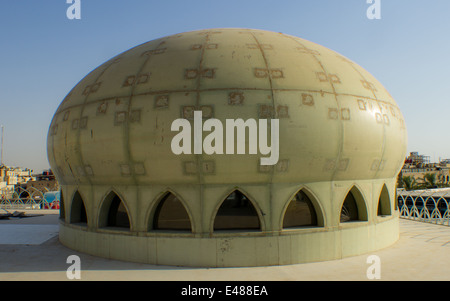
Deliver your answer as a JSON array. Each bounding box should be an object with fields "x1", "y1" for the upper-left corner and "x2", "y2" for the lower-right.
[
  {"x1": 213, "y1": 189, "x2": 261, "y2": 231},
  {"x1": 59, "y1": 189, "x2": 65, "y2": 220},
  {"x1": 98, "y1": 191, "x2": 130, "y2": 229},
  {"x1": 70, "y1": 190, "x2": 88, "y2": 224},
  {"x1": 151, "y1": 191, "x2": 192, "y2": 231},
  {"x1": 340, "y1": 186, "x2": 368, "y2": 223},
  {"x1": 282, "y1": 188, "x2": 323, "y2": 228},
  {"x1": 377, "y1": 184, "x2": 392, "y2": 216}
]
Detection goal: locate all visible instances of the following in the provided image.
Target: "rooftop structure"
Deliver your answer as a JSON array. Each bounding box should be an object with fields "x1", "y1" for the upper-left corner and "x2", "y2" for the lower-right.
[{"x1": 47, "y1": 28, "x2": 407, "y2": 267}]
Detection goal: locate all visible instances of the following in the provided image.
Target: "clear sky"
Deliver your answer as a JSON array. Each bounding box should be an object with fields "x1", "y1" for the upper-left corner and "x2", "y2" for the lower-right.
[{"x1": 1, "y1": 0, "x2": 449, "y2": 173}]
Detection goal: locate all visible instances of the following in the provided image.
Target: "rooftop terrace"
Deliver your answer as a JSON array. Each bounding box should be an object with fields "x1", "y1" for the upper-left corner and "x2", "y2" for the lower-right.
[{"x1": 0, "y1": 209, "x2": 449, "y2": 281}]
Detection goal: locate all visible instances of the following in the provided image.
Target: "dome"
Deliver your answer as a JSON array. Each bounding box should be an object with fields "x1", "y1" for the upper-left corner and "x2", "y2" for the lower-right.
[{"x1": 48, "y1": 28, "x2": 407, "y2": 267}]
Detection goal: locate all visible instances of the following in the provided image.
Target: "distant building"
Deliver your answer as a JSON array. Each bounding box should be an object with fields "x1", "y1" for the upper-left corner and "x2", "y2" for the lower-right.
[
  {"x1": 26, "y1": 170, "x2": 59, "y2": 193},
  {"x1": 1, "y1": 166, "x2": 59, "y2": 199},
  {"x1": 400, "y1": 152, "x2": 450, "y2": 188},
  {"x1": 0, "y1": 165, "x2": 35, "y2": 198},
  {"x1": 404, "y1": 151, "x2": 430, "y2": 167}
]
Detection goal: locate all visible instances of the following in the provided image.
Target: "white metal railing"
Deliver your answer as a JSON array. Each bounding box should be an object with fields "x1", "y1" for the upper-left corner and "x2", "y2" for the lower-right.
[
  {"x1": 397, "y1": 188, "x2": 450, "y2": 226},
  {"x1": 0, "y1": 187, "x2": 60, "y2": 210}
]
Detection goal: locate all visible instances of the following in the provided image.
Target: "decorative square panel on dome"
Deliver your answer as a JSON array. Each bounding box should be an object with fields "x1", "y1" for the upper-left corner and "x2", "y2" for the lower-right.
[
  {"x1": 155, "y1": 95, "x2": 169, "y2": 108},
  {"x1": 202, "y1": 68, "x2": 216, "y2": 79},
  {"x1": 375, "y1": 113, "x2": 383, "y2": 124},
  {"x1": 200, "y1": 105, "x2": 214, "y2": 118},
  {"x1": 114, "y1": 111, "x2": 128, "y2": 125},
  {"x1": 80, "y1": 116, "x2": 88, "y2": 129},
  {"x1": 206, "y1": 43, "x2": 218, "y2": 49},
  {"x1": 361, "y1": 80, "x2": 377, "y2": 91},
  {"x1": 357, "y1": 99, "x2": 367, "y2": 111},
  {"x1": 328, "y1": 108, "x2": 339, "y2": 120},
  {"x1": 141, "y1": 48, "x2": 167, "y2": 56},
  {"x1": 302, "y1": 94, "x2": 314, "y2": 106},
  {"x1": 183, "y1": 161, "x2": 198, "y2": 175},
  {"x1": 254, "y1": 68, "x2": 269, "y2": 78},
  {"x1": 277, "y1": 105, "x2": 289, "y2": 118},
  {"x1": 329, "y1": 74, "x2": 341, "y2": 84},
  {"x1": 72, "y1": 119, "x2": 79, "y2": 130},
  {"x1": 97, "y1": 102, "x2": 108, "y2": 115},
  {"x1": 63, "y1": 111, "x2": 70, "y2": 121},
  {"x1": 123, "y1": 76, "x2": 136, "y2": 87},
  {"x1": 202, "y1": 161, "x2": 215, "y2": 174},
  {"x1": 182, "y1": 106, "x2": 195, "y2": 119},
  {"x1": 85, "y1": 165, "x2": 94, "y2": 176},
  {"x1": 296, "y1": 47, "x2": 320, "y2": 55},
  {"x1": 276, "y1": 159, "x2": 289, "y2": 172},
  {"x1": 137, "y1": 73, "x2": 150, "y2": 84},
  {"x1": 134, "y1": 163, "x2": 146, "y2": 175},
  {"x1": 316, "y1": 72, "x2": 328, "y2": 82},
  {"x1": 228, "y1": 92, "x2": 244, "y2": 105},
  {"x1": 337, "y1": 158, "x2": 350, "y2": 171},
  {"x1": 323, "y1": 159, "x2": 336, "y2": 171},
  {"x1": 270, "y1": 69, "x2": 284, "y2": 79},
  {"x1": 130, "y1": 110, "x2": 141, "y2": 123},
  {"x1": 184, "y1": 69, "x2": 198, "y2": 79},
  {"x1": 191, "y1": 44, "x2": 202, "y2": 50},
  {"x1": 120, "y1": 164, "x2": 131, "y2": 176},
  {"x1": 50, "y1": 124, "x2": 58, "y2": 136},
  {"x1": 258, "y1": 105, "x2": 275, "y2": 118},
  {"x1": 341, "y1": 108, "x2": 351, "y2": 121}
]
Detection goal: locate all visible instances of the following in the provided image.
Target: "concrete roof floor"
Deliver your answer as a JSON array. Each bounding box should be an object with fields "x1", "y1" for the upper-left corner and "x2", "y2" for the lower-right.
[{"x1": 0, "y1": 209, "x2": 449, "y2": 281}]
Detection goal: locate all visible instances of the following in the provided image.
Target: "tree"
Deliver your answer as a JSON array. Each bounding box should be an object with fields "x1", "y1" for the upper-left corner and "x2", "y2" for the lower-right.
[
  {"x1": 422, "y1": 173, "x2": 437, "y2": 189},
  {"x1": 402, "y1": 176, "x2": 417, "y2": 191}
]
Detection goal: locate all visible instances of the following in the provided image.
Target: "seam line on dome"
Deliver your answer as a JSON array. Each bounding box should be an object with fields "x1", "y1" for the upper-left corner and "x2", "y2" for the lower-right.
[
  {"x1": 284, "y1": 36, "x2": 344, "y2": 182},
  {"x1": 250, "y1": 32, "x2": 275, "y2": 229}
]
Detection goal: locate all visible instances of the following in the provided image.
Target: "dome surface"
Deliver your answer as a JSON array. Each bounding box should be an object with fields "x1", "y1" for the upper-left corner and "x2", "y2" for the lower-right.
[{"x1": 48, "y1": 28, "x2": 406, "y2": 186}]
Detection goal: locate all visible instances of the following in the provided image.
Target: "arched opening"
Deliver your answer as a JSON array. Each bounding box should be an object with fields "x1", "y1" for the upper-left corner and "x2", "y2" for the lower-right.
[
  {"x1": 377, "y1": 184, "x2": 392, "y2": 216},
  {"x1": 283, "y1": 190, "x2": 319, "y2": 228},
  {"x1": 395, "y1": 189, "x2": 399, "y2": 211},
  {"x1": 340, "y1": 186, "x2": 368, "y2": 223},
  {"x1": 59, "y1": 190, "x2": 65, "y2": 220},
  {"x1": 214, "y1": 190, "x2": 260, "y2": 231},
  {"x1": 70, "y1": 190, "x2": 87, "y2": 224},
  {"x1": 99, "y1": 191, "x2": 130, "y2": 229},
  {"x1": 152, "y1": 192, "x2": 192, "y2": 231}
]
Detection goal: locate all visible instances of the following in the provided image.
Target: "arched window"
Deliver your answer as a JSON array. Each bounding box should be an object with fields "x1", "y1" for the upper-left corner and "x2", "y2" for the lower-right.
[
  {"x1": 99, "y1": 191, "x2": 130, "y2": 229},
  {"x1": 283, "y1": 190, "x2": 318, "y2": 228},
  {"x1": 377, "y1": 185, "x2": 392, "y2": 216},
  {"x1": 70, "y1": 191, "x2": 87, "y2": 224},
  {"x1": 395, "y1": 189, "x2": 399, "y2": 211},
  {"x1": 214, "y1": 190, "x2": 260, "y2": 231},
  {"x1": 152, "y1": 192, "x2": 192, "y2": 231},
  {"x1": 340, "y1": 186, "x2": 368, "y2": 223},
  {"x1": 59, "y1": 190, "x2": 65, "y2": 220}
]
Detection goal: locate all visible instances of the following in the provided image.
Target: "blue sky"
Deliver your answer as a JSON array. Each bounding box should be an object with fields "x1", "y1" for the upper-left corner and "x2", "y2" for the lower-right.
[{"x1": 0, "y1": 0, "x2": 449, "y2": 172}]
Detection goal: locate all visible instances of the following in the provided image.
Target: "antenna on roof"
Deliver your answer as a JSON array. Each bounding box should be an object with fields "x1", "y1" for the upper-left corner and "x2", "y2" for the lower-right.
[{"x1": 0, "y1": 125, "x2": 4, "y2": 165}]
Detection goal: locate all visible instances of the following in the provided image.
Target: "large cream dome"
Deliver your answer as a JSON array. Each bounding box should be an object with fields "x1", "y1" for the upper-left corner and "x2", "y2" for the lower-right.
[{"x1": 48, "y1": 28, "x2": 407, "y2": 267}]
